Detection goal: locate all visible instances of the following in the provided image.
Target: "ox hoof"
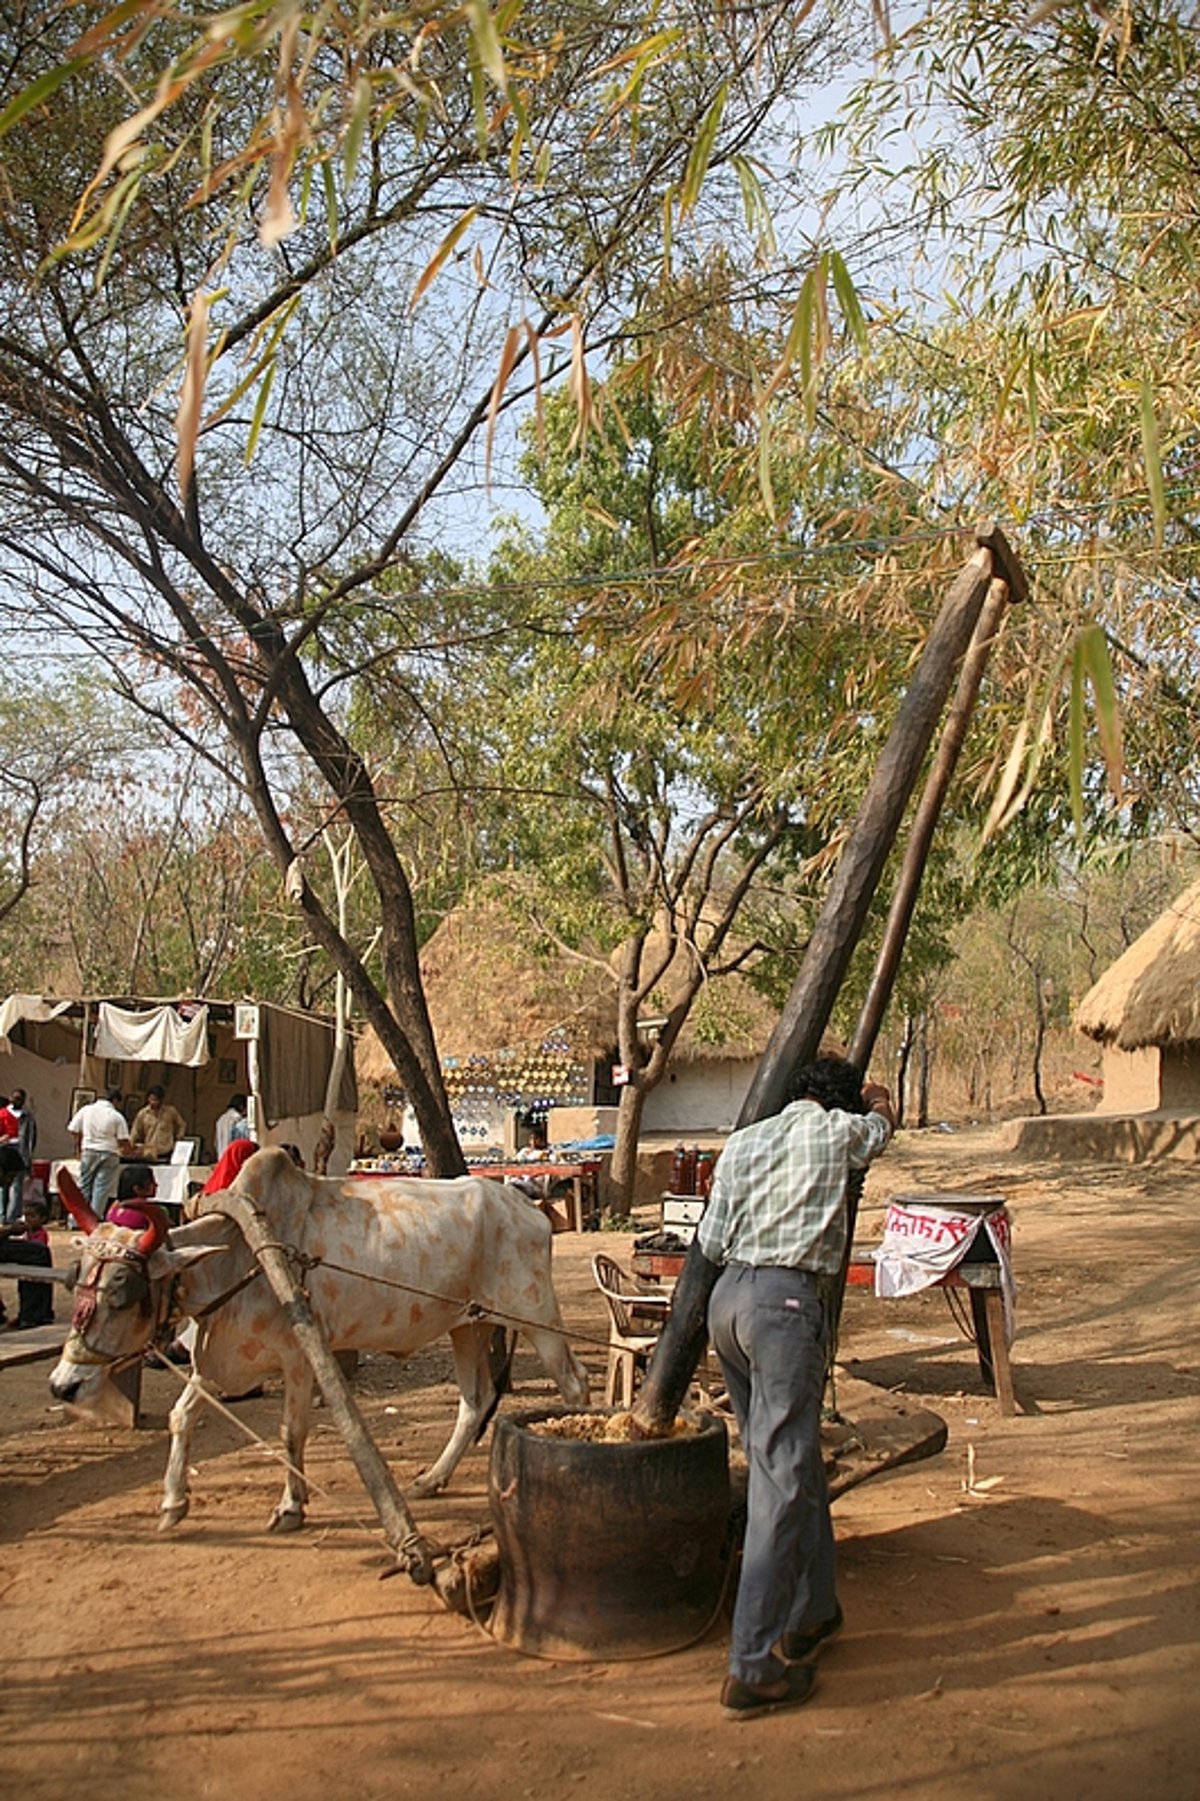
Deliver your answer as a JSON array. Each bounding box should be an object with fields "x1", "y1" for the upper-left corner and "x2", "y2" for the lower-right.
[
  {"x1": 158, "y1": 1501, "x2": 190, "y2": 1531},
  {"x1": 268, "y1": 1507, "x2": 306, "y2": 1534},
  {"x1": 407, "y1": 1473, "x2": 446, "y2": 1500}
]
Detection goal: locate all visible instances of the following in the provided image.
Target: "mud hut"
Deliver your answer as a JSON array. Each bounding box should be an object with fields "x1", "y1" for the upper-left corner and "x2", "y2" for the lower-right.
[
  {"x1": 1074, "y1": 876, "x2": 1200, "y2": 1114},
  {"x1": 1007, "y1": 877, "x2": 1200, "y2": 1163}
]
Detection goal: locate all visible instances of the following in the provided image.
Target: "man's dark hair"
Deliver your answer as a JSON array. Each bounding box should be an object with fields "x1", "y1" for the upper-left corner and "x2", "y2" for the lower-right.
[
  {"x1": 147, "y1": 1084, "x2": 165, "y2": 1100},
  {"x1": 105, "y1": 1086, "x2": 123, "y2": 1104},
  {"x1": 787, "y1": 1055, "x2": 866, "y2": 1114},
  {"x1": 230, "y1": 1093, "x2": 247, "y2": 1110},
  {"x1": 118, "y1": 1162, "x2": 157, "y2": 1199},
  {"x1": 11, "y1": 1088, "x2": 25, "y2": 1107}
]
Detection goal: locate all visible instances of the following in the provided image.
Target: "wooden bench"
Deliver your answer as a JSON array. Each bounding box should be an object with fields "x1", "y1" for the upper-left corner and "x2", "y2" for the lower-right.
[{"x1": 845, "y1": 1251, "x2": 1016, "y2": 1417}]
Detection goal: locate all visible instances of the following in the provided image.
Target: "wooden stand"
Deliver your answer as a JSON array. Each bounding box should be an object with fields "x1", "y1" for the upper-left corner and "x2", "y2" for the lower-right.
[{"x1": 845, "y1": 1255, "x2": 1017, "y2": 1416}]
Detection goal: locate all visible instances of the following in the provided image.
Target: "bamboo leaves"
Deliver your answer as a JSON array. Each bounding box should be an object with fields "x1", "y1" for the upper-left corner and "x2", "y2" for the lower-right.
[
  {"x1": 1070, "y1": 623, "x2": 1123, "y2": 835},
  {"x1": 1139, "y1": 378, "x2": 1166, "y2": 549}
]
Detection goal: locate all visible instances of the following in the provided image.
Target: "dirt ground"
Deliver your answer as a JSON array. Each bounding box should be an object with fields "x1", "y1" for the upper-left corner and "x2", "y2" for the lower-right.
[{"x1": 1, "y1": 1125, "x2": 1197, "y2": 1801}]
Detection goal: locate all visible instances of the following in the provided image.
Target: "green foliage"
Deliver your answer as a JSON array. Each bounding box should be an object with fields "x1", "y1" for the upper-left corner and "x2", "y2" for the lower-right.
[{"x1": 820, "y1": 0, "x2": 1200, "y2": 845}]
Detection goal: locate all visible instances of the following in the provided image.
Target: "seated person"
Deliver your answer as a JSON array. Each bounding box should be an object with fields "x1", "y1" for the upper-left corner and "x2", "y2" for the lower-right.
[
  {"x1": 129, "y1": 1085, "x2": 187, "y2": 1161},
  {"x1": 201, "y1": 1137, "x2": 259, "y2": 1195},
  {"x1": 0, "y1": 1196, "x2": 55, "y2": 1329},
  {"x1": 107, "y1": 1162, "x2": 161, "y2": 1228}
]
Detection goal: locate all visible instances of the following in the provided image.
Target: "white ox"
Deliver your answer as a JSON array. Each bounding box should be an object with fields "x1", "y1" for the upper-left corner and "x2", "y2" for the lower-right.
[{"x1": 49, "y1": 1147, "x2": 590, "y2": 1532}]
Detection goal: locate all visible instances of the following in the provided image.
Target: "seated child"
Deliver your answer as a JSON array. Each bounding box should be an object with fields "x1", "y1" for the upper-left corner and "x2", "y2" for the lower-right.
[{"x1": 0, "y1": 1196, "x2": 54, "y2": 1329}]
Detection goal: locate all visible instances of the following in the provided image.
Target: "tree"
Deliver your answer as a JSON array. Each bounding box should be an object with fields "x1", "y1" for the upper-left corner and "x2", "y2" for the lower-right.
[
  {"x1": 0, "y1": 676, "x2": 134, "y2": 938},
  {"x1": 814, "y1": 1, "x2": 1200, "y2": 842},
  {"x1": 445, "y1": 374, "x2": 961, "y2": 1206},
  {"x1": 0, "y1": 8, "x2": 851, "y2": 1170}
]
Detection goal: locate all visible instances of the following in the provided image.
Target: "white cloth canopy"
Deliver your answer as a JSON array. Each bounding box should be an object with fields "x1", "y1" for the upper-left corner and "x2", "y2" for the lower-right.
[
  {"x1": 94, "y1": 1002, "x2": 210, "y2": 1067},
  {"x1": 0, "y1": 993, "x2": 73, "y2": 1052}
]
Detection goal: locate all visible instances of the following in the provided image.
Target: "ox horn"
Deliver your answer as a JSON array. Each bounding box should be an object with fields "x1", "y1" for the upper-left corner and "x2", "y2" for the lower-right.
[
  {"x1": 57, "y1": 1167, "x2": 100, "y2": 1234},
  {"x1": 133, "y1": 1201, "x2": 172, "y2": 1259}
]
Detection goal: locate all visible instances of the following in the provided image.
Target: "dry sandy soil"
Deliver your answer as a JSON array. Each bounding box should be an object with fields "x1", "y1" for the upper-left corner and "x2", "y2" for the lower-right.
[{"x1": 1, "y1": 1124, "x2": 1197, "y2": 1801}]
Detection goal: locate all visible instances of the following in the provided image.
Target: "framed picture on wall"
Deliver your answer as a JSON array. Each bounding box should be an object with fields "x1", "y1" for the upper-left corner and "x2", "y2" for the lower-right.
[
  {"x1": 69, "y1": 1086, "x2": 96, "y2": 1115},
  {"x1": 218, "y1": 1058, "x2": 238, "y2": 1086},
  {"x1": 105, "y1": 1060, "x2": 122, "y2": 1088}
]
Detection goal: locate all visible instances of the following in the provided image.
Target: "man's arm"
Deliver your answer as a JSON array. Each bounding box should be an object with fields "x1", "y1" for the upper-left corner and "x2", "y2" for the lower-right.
[{"x1": 862, "y1": 1082, "x2": 896, "y2": 1133}]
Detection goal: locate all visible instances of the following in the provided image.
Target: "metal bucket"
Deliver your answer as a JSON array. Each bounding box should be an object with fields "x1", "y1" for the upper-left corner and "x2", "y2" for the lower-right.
[{"x1": 488, "y1": 1407, "x2": 731, "y2": 1660}]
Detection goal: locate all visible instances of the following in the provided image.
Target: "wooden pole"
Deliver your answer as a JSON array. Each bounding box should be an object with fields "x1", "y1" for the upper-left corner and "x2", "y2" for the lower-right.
[
  {"x1": 848, "y1": 576, "x2": 1013, "y2": 1072},
  {"x1": 630, "y1": 527, "x2": 1025, "y2": 1438},
  {"x1": 825, "y1": 575, "x2": 1016, "y2": 1351},
  {"x1": 206, "y1": 1192, "x2": 436, "y2": 1584}
]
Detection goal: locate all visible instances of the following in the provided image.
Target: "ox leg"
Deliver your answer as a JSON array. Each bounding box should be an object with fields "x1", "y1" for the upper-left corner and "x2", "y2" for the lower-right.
[
  {"x1": 268, "y1": 1359, "x2": 314, "y2": 1533},
  {"x1": 523, "y1": 1322, "x2": 592, "y2": 1409},
  {"x1": 160, "y1": 1375, "x2": 214, "y2": 1530},
  {"x1": 407, "y1": 1322, "x2": 496, "y2": 1498}
]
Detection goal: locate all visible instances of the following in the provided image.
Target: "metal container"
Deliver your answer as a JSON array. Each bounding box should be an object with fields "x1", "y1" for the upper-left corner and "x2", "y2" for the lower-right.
[{"x1": 488, "y1": 1407, "x2": 731, "y2": 1660}]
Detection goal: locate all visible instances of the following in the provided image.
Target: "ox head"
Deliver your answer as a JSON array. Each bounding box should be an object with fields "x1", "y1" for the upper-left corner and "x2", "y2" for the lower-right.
[{"x1": 48, "y1": 1170, "x2": 221, "y2": 1414}]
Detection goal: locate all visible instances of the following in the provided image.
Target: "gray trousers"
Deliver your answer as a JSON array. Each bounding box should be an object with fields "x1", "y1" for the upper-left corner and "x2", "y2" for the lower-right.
[
  {"x1": 1, "y1": 1172, "x2": 24, "y2": 1225},
  {"x1": 78, "y1": 1150, "x2": 121, "y2": 1213},
  {"x1": 709, "y1": 1262, "x2": 836, "y2": 1685}
]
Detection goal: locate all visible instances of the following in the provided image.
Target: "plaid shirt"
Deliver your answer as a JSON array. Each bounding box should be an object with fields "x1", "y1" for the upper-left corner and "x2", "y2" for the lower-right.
[{"x1": 697, "y1": 1100, "x2": 891, "y2": 1275}]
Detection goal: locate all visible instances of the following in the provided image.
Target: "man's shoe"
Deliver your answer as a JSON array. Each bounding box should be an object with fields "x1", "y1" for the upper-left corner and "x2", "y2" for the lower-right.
[
  {"x1": 780, "y1": 1602, "x2": 844, "y2": 1664},
  {"x1": 720, "y1": 1662, "x2": 817, "y2": 1721}
]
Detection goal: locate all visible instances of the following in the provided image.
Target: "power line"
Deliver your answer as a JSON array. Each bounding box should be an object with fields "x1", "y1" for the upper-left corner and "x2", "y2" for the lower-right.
[{"x1": 2, "y1": 487, "x2": 1196, "y2": 660}]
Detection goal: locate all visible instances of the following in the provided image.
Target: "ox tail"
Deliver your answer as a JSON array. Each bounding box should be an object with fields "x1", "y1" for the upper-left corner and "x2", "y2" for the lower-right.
[{"x1": 474, "y1": 1325, "x2": 517, "y2": 1442}]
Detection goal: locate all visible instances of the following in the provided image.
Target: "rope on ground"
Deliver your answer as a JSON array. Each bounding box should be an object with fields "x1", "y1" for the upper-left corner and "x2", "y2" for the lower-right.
[{"x1": 141, "y1": 1344, "x2": 424, "y2": 1553}]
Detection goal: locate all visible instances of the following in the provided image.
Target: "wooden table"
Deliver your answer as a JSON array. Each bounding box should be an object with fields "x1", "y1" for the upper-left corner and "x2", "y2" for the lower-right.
[
  {"x1": 471, "y1": 1163, "x2": 602, "y2": 1233},
  {"x1": 632, "y1": 1247, "x2": 1016, "y2": 1416},
  {"x1": 631, "y1": 1249, "x2": 689, "y2": 1283},
  {"x1": 846, "y1": 1250, "x2": 1016, "y2": 1416},
  {"x1": 349, "y1": 1160, "x2": 602, "y2": 1232}
]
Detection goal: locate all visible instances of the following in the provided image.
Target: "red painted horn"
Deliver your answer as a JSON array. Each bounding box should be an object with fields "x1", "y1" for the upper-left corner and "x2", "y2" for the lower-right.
[
  {"x1": 133, "y1": 1201, "x2": 172, "y2": 1259},
  {"x1": 58, "y1": 1167, "x2": 100, "y2": 1233}
]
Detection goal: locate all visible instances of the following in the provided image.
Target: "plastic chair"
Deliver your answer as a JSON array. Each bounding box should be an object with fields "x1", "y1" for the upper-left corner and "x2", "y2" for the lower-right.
[{"x1": 591, "y1": 1251, "x2": 671, "y2": 1408}]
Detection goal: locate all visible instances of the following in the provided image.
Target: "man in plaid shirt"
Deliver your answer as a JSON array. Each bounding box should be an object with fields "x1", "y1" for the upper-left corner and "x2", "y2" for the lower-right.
[{"x1": 699, "y1": 1055, "x2": 895, "y2": 1720}]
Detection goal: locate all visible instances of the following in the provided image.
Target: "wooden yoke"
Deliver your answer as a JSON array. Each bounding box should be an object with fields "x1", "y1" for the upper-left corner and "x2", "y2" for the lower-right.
[{"x1": 629, "y1": 525, "x2": 1027, "y2": 1438}]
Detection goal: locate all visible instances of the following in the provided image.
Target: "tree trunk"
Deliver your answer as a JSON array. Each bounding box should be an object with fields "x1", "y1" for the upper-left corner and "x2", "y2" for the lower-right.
[
  {"x1": 605, "y1": 1082, "x2": 649, "y2": 1218},
  {"x1": 916, "y1": 1015, "x2": 932, "y2": 1127},
  {"x1": 895, "y1": 1013, "x2": 914, "y2": 1127}
]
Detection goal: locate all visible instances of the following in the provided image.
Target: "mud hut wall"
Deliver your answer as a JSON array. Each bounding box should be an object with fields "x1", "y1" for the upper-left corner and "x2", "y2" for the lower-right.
[
  {"x1": 641, "y1": 1057, "x2": 754, "y2": 1135},
  {"x1": 1160, "y1": 1046, "x2": 1200, "y2": 1110},
  {"x1": 1095, "y1": 1041, "x2": 1200, "y2": 1114},
  {"x1": 1096, "y1": 1045, "x2": 1163, "y2": 1114}
]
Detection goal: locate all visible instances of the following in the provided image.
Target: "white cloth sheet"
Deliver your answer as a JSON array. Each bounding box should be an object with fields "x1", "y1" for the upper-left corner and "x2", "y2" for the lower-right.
[
  {"x1": 873, "y1": 1195, "x2": 1016, "y2": 1343},
  {"x1": 0, "y1": 993, "x2": 73, "y2": 1052},
  {"x1": 94, "y1": 1003, "x2": 210, "y2": 1067}
]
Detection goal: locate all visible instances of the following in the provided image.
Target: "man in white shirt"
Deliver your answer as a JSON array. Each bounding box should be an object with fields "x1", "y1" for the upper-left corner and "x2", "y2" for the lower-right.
[
  {"x1": 67, "y1": 1087, "x2": 133, "y2": 1212},
  {"x1": 213, "y1": 1093, "x2": 248, "y2": 1159}
]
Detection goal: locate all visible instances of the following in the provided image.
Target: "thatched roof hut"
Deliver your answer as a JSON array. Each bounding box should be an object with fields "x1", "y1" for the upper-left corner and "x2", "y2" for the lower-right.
[
  {"x1": 1072, "y1": 876, "x2": 1200, "y2": 1118},
  {"x1": 356, "y1": 895, "x2": 782, "y2": 1123},
  {"x1": 1074, "y1": 876, "x2": 1200, "y2": 1050}
]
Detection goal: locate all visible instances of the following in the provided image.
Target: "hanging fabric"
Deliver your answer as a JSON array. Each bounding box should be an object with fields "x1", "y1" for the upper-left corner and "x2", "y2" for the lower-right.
[{"x1": 94, "y1": 1002, "x2": 210, "y2": 1067}]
